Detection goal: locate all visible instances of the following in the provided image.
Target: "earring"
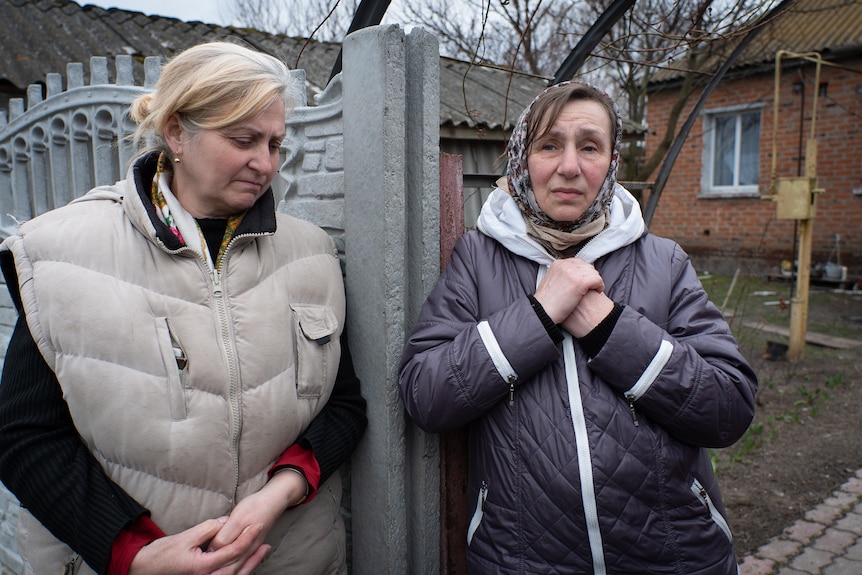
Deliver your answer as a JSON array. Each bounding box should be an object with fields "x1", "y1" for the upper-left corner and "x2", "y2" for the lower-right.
[{"x1": 174, "y1": 156, "x2": 181, "y2": 164}]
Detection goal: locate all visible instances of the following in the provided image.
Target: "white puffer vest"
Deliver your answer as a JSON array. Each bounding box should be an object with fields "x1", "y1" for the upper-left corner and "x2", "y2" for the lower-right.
[{"x1": 3, "y1": 172, "x2": 347, "y2": 574}]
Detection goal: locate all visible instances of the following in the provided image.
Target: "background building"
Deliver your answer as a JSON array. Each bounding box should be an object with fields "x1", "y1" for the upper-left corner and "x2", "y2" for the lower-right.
[{"x1": 644, "y1": 0, "x2": 862, "y2": 277}]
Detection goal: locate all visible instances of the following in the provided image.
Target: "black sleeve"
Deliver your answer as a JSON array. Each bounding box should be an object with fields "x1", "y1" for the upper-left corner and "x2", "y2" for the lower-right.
[
  {"x1": 576, "y1": 302, "x2": 624, "y2": 359},
  {"x1": 0, "y1": 315, "x2": 147, "y2": 575},
  {"x1": 296, "y1": 331, "x2": 368, "y2": 483},
  {"x1": 528, "y1": 294, "x2": 565, "y2": 344}
]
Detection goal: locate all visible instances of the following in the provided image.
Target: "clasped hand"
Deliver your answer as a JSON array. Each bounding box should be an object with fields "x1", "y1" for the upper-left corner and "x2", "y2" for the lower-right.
[
  {"x1": 129, "y1": 468, "x2": 307, "y2": 575},
  {"x1": 533, "y1": 258, "x2": 615, "y2": 338}
]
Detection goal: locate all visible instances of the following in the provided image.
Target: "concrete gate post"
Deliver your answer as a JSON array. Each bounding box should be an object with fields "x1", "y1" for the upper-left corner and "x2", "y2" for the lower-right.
[{"x1": 342, "y1": 25, "x2": 442, "y2": 575}]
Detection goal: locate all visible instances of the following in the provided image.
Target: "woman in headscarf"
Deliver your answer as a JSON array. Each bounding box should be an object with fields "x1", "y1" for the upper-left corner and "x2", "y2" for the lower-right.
[{"x1": 399, "y1": 81, "x2": 757, "y2": 574}]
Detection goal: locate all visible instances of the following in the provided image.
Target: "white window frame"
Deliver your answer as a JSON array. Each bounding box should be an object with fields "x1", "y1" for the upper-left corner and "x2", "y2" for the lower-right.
[{"x1": 700, "y1": 104, "x2": 764, "y2": 198}]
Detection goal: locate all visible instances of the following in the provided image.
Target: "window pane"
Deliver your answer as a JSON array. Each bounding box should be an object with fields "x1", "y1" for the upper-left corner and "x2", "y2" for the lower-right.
[
  {"x1": 712, "y1": 115, "x2": 736, "y2": 186},
  {"x1": 738, "y1": 112, "x2": 761, "y2": 186}
]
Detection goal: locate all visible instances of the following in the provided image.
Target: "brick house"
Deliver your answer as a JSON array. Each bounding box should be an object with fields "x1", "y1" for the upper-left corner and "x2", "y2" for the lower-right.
[{"x1": 644, "y1": 0, "x2": 862, "y2": 276}]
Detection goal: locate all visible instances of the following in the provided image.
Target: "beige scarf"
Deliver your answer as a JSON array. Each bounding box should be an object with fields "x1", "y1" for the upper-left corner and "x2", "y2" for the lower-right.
[{"x1": 497, "y1": 177, "x2": 607, "y2": 258}]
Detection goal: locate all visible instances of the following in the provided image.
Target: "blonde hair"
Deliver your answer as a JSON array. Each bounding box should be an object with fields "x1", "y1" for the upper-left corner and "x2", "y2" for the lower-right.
[{"x1": 129, "y1": 42, "x2": 299, "y2": 157}]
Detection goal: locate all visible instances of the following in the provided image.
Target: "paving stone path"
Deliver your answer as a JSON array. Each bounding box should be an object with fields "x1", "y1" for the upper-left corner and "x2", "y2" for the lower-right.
[{"x1": 738, "y1": 469, "x2": 862, "y2": 575}]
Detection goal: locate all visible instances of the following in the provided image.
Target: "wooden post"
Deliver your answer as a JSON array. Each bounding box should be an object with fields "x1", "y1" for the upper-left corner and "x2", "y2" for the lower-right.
[
  {"x1": 768, "y1": 52, "x2": 823, "y2": 362},
  {"x1": 787, "y1": 138, "x2": 819, "y2": 361},
  {"x1": 788, "y1": 217, "x2": 813, "y2": 360}
]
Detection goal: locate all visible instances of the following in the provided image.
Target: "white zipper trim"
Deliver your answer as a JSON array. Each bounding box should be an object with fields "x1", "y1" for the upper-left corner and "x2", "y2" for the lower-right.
[
  {"x1": 467, "y1": 481, "x2": 488, "y2": 546},
  {"x1": 624, "y1": 339, "x2": 673, "y2": 401},
  {"x1": 563, "y1": 334, "x2": 607, "y2": 575},
  {"x1": 691, "y1": 478, "x2": 734, "y2": 543},
  {"x1": 539, "y1": 265, "x2": 607, "y2": 573},
  {"x1": 477, "y1": 321, "x2": 518, "y2": 385}
]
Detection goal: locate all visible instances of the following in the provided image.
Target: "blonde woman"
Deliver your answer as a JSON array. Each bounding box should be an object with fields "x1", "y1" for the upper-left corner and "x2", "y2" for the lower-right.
[{"x1": 0, "y1": 42, "x2": 366, "y2": 575}]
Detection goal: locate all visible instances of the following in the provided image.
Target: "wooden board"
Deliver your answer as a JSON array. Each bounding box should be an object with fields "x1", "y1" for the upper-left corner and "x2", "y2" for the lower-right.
[{"x1": 741, "y1": 321, "x2": 862, "y2": 349}]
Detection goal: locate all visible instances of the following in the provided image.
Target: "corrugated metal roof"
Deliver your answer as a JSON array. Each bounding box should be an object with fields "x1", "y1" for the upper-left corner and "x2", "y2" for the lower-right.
[
  {"x1": 439, "y1": 57, "x2": 546, "y2": 130},
  {"x1": 0, "y1": 0, "x2": 341, "y2": 100},
  {"x1": 739, "y1": 0, "x2": 862, "y2": 67},
  {"x1": 438, "y1": 59, "x2": 645, "y2": 133},
  {"x1": 651, "y1": 0, "x2": 862, "y2": 84},
  {"x1": 0, "y1": 0, "x2": 548, "y2": 132}
]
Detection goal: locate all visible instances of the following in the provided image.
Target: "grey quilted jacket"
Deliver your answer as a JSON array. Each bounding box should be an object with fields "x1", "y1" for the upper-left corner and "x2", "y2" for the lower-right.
[{"x1": 399, "y1": 186, "x2": 757, "y2": 574}]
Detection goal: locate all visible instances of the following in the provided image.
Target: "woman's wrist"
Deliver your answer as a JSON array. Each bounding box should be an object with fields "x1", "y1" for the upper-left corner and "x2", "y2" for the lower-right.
[
  {"x1": 575, "y1": 301, "x2": 624, "y2": 357},
  {"x1": 565, "y1": 290, "x2": 615, "y2": 338},
  {"x1": 269, "y1": 467, "x2": 310, "y2": 509},
  {"x1": 528, "y1": 294, "x2": 565, "y2": 344}
]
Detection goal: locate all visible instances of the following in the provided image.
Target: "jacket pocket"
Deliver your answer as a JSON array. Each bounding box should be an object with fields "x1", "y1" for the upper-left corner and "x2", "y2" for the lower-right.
[
  {"x1": 691, "y1": 477, "x2": 733, "y2": 543},
  {"x1": 63, "y1": 553, "x2": 82, "y2": 574},
  {"x1": 467, "y1": 481, "x2": 488, "y2": 546},
  {"x1": 290, "y1": 304, "x2": 339, "y2": 399},
  {"x1": 155, "y1": 317, "x2": 188, "y2": 420}
]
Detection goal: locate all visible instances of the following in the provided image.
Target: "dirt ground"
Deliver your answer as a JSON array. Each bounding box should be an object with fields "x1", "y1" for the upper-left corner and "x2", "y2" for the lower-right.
[{"x1": 700, "y1": 273, "x2": 862, "y2": 558}]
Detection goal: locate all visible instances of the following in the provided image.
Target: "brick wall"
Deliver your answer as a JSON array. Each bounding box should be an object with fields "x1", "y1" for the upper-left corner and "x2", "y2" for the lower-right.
[{"x1": 644, "y1": 55, "x2": 862, "y2": 275}]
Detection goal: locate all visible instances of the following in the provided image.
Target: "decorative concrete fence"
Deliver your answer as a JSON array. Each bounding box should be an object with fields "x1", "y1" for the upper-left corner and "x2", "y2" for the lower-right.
[
  {"x1": 0, "y1": 25, "x2": 443, "y2": 575},
  {"x1": 0, "y1": 55, "x2": 158, "y2": 236}
]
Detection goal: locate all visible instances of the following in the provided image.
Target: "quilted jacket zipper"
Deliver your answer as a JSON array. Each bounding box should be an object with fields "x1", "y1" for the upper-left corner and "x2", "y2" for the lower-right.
[
  {"x1": 213, "y1": 233, "x2": 267, "y2": 503},
  {"x1": 623, "y1": 339, "x2": 673, "y2": 426},
  {"x1": 157, "y1": 233, "x2": 263, "y2": 504},
  {"x1": 210, "y1": 265, "x2": 243, "y2": 502},
  {"x1": 536, "y1": 265, "x2": 607, "y2": 575},
  {"x1": 467, "y1": 481, "x2": 488, "y2": 546},
  {"x1": 477, "y1": 320, "x2": 519, "y2": 404},
  {"x1": 691, "y1": 478, "x2": 733, "y2": 543},
  {"x1": 562, "y1": 332, "x2": 607, "y2": 575}
]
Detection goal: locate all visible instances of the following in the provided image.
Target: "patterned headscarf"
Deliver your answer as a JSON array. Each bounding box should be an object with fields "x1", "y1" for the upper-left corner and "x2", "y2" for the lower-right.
[{"x1": 507, "y1": 81, "x2": 623, "y2": 234}]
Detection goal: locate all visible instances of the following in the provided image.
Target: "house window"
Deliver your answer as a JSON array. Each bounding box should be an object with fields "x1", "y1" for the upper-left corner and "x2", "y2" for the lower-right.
[{"x1": 702, "y1": 107, "x2": 762, "y2": 196}]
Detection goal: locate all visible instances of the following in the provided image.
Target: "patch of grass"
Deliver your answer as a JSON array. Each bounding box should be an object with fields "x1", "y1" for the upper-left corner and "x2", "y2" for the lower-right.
[
  {"x1": 825, "y1": 373, "x2": 844, "y2": 389},
  {"x1": 714, "y1": 372, "x2": 847, "y2": 472}
]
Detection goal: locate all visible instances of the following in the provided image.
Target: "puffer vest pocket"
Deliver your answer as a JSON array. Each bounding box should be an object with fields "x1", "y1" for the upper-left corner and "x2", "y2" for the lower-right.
[
  {"x1": 290, "y1": 304, "x2": 339, "y2": 399},
  {"x1": 18, "y1": 507, "x2": 98, "y2": 575},
  {"x1": 155, "y1": 317, "x2": 188, "y2": 420}
]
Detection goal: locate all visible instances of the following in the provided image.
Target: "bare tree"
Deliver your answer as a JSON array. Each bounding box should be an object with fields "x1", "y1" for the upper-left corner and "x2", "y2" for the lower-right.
[
  {"x1": 571, "y1": 0, "x2": 782, "y2": 181},
  {"x1": 219, "y1": 0, "x2": 363, "y2": 40},
  {"x1": 390, "y1": 0, "x2": 580, "y2": 76},
  {"x1": 388, "y1": 0, "x2": 782, "y2": 181},
  {"x1": 223, "y1": 0, "x2": 781, "y2": 184}
]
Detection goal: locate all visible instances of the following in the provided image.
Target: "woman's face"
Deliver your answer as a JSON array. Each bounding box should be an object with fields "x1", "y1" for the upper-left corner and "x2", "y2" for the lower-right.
[
  {"x1": 166, "y1": 99, "x2": 286, "y2": 219},
  {"x1": 526, "y1": 99, "x2": 613, "y2": 224}
]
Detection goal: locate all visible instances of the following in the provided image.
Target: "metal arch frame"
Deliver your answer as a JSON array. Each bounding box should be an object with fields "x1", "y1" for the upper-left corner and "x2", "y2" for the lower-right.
[
  {"x1": 551, "y1": 0, "x2": 637, "y2": 86},
  {"x1": 329, "y1": 0, "x2": 393, "y2": 81}
]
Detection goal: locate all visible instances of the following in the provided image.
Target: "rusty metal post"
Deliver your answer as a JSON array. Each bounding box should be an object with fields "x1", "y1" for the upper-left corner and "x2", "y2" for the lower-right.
[{"x1": 438, "y1": 152, "x2": 469, "y2": 575}]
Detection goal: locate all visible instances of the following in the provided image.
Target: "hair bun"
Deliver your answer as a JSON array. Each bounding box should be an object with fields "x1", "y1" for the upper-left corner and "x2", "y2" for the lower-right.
[{"x1": 128, "y1": 92, "x2": 153, "y2": 124}]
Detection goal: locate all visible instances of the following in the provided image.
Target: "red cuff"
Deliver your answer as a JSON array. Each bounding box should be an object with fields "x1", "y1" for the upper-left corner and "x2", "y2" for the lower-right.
[
  {"x1": 108, "y1": 515, "x2": 165, "y2": 575},
  {"x1": 269, "y1": 443, "x2": 321, "y2": 504}
]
